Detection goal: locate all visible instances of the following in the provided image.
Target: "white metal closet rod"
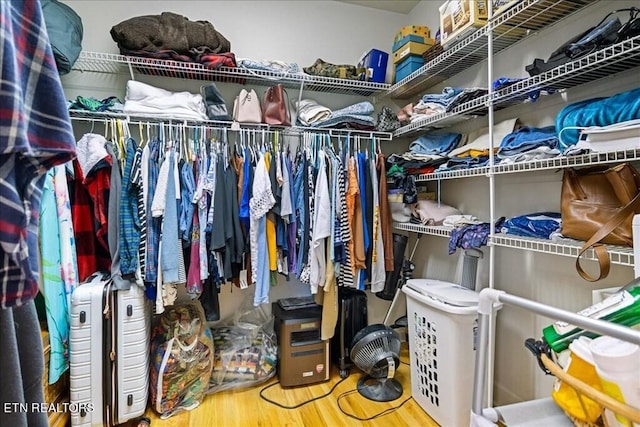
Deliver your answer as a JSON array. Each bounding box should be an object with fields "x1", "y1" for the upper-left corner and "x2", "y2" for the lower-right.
[
  {"x1": 69, "y1": 116, "x2": 393, "y2": 140},
  {"x1": 486, "y1": 0, "x2": 496, "y2": 408},
  {"x1": 471, "y1": 288, "x2": 640, "y2": 418}
]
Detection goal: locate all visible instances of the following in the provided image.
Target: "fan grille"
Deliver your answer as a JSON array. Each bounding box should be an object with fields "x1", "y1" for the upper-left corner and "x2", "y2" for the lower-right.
[{"x1": 350, "y1": 327, "x2": 401, "y2": 377}]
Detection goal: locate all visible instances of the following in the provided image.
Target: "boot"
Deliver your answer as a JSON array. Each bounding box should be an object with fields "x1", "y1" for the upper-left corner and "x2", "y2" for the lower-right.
[{"x1": 376, "y1": 233, "x2": 408, "y2": 300}]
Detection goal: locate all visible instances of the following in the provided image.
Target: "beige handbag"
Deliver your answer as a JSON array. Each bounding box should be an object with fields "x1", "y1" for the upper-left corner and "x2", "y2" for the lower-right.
[{"x1": 233, "y1": 89, "x2": 262, "y2": 123}]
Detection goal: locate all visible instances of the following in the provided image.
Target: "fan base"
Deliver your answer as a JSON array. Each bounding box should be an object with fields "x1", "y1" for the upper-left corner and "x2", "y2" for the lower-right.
[{"x1": 357, "y1": 376, "x2": 403, "y2": 402}]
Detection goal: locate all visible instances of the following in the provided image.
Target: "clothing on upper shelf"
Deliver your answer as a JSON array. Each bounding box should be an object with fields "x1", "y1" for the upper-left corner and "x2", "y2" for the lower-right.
[
  {"x1": 124, "y1": 80, "x2": 208, "y2": 121},
  {"x1": 409, "y1": 132, "x2": 465, "y2": 157},
  {"x1": 238, "y1": 58, "x2": 301, "y2": 74},
  {"x1": 497, "y1": 125, "x2": 560, "y2": 163},
  {"x1": 556, "y1": 86, "x2": 640, "y2": 150},
  {"x1": 294, "y1": 99, "x2": 332, "y2": 126},
  {"x1": 410, "y1": 199, "x2": 462, "y2": 226},
  {"x1": 68, "y1": 95, "x2": 123, "y2": 112},
  {"x1": 500, "y1": 212, "x2": 562, "y2": 240},
  {"x1": 492, "y1": 77, "x2": 556, "y2": 102},
  {"x1": 307, "y1": 101, "x2": 376, "y2": 130},
  {"x1": 110, "y1": 12, "x2": 231, "y2": 56},
  {"x1": 449, "y1": 218, "x2": 505, "y2": 255},
  {"x1": 303, "y1": 58, "x2": 366, "y2": 80}
]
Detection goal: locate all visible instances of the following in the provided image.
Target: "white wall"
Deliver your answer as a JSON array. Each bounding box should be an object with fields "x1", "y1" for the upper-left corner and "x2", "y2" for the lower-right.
[{"x1": 401, "y1": 0, "x2": 640, "y2": 408}]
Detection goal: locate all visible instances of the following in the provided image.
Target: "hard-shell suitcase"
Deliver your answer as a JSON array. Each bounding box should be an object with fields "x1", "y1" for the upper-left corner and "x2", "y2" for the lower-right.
[
  {"x1": 332, "y1": 287, "x2": 368, "y2": 378},
  {"x1": 70, "y1": 272, "x2": 150, "y2": 426}
]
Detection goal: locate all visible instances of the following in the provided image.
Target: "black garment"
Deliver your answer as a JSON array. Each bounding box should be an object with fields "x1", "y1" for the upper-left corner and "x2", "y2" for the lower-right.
[
  {"x1": 226, "y1": 163, "x2": 244, "y2": 278},
  {"x1": 0, "y1": 301, "x2": 48, "y2": 427}
]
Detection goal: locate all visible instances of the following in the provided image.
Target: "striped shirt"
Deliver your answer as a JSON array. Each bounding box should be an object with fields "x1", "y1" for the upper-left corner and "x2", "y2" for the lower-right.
[{"x1": 0, "y1": 0, "x2": 77, "y2": 308}]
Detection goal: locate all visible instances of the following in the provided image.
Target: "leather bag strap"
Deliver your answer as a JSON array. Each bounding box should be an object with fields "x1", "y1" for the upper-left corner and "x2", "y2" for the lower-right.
[{"x1": 576, "y1": 191, "x2": 640, "y2": 281}]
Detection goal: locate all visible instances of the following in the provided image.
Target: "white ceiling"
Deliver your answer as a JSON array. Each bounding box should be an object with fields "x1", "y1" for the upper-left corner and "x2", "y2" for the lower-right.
[{"x1": 335, "y1": 0, "x2": 421, "y2": 14}]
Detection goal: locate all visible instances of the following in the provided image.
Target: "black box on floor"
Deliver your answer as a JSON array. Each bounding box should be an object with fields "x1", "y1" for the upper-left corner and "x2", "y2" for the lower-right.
[{"x1": 272, "y1": 302, "x2": 330, "y2": 387}]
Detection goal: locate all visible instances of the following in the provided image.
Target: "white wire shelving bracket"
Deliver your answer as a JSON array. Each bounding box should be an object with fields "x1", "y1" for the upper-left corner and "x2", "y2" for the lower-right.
[
  {"x1": 491, "y1": 234, "x2": 635, "y2": 267},
  {"x1": 71, "y1": 51, "x2": 390, "y2": 97},
  {"x1": 68, "y1": 110, "x2": 393, "y2": 140},
  {"x1": 383, "y1": 0, "x2": 592, "y2": 100}
]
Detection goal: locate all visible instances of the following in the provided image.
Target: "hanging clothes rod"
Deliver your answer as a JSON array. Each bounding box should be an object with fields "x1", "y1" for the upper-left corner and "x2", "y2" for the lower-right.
[{"x1": 68, "y1": 114, "x2": 393, "y2": 140}]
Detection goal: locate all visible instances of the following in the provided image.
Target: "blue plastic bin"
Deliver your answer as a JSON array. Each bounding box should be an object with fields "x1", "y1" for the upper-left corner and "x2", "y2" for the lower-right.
[
  {"x1": 359, "y1": 49, "x2": 389, "y2": 83},
  {"x1": 394, "y1": 55, "x2": 423, "y2": 83}
]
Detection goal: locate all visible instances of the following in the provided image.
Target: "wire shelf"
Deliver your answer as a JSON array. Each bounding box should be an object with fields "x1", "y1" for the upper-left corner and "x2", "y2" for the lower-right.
[
  {"x1": 393, "y1": 96, "x2": 487, "y2": 137},
  {"x1": 393, "y1": 223, "x2": 454, "y2": 237},
  {"x1": 71, "y1": 51, "x2": 391, "y2": 97},
  {"x1": 392, "y1": 38, "x2": 640, "y2": 137},
  {"x1": 384, "y1": 0, "x2": 592, "y2": 100},
  {"x1": 493, "y1": 35, "x2": 640, "y2": 106},
  {"x1": 413, "y1": 166, "x2": 491, "y2": 182},
  {"x1": 491, "y1": 234, "x2": 634, "y2": 267},
  {"x1": 408, "y1": 149, "x2": 640, "y2": 183},
  {"x1": 493, "y1": 149, "x2": 640, "y2": 175},
  {"x1": 68, "y1": 110, "x2": 393, "y2": 140}
]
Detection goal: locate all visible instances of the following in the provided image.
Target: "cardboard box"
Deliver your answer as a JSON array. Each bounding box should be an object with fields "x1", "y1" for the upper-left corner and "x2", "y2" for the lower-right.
[
  {"x1": 439, "y1": 0, "x2": 489, "y2": 48},
  {"x1": 394, "y1": 26, "x2": 431, "y2": 43},
  {"x1": 393, "y1": 40, "x2": 436, "y2": 64},
  {"x1": 439, "y1": 0, "x2": 524, "y2": 48},
  {"x1": 394, "y1": 55, "x2": 424, "y2": 83},
  {"x1": 358, "y1": 48, "x2": 389, "y2": 83},
  {"x1": 393, "y1": 34, "x2": 427, "y2": 52}
]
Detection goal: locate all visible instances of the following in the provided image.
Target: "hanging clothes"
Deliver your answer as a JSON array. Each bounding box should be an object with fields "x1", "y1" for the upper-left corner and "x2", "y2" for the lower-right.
[
  {"x1": 39, "y1": 170, "x2": 69, "y2": 384},
  {"x1": 106, "y1": 140, "x2": 128, "y2": 290},
  {"x1": 250, "y1": 152, "x2": 275, "y2": 305},
  {"x1": 377, "y1": 153, "x2": 394, "y2": 272},
  {"x1": 119, "y1": 138, "x2": 141, "y2": 281},
  {"x1": 53, "y1": 165, "x2": 78, "y2": 304},
  {"x1": 144, "y1": 138, "x2": 162, "y2": 298},
  {"x1": 310, "y1": 151, "x2": 331, "y2": 294},
  {"x1": 369, "y1": 156, "x2": 385, "y2": 293}
]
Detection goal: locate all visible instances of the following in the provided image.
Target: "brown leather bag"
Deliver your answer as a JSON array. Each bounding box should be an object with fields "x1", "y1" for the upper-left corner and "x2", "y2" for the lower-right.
[
  {"x1": 262, "y1": 84, "x2": 290, "y2": 126},
  {"x1": 561, "y1": 163, "x2": 640, "y2": 281}
]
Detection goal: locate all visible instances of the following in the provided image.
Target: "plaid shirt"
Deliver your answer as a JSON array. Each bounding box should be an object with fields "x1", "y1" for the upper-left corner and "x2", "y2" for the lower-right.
[
  {"x1": 120, "y1": 138, "x2": 140, "y2": 276},
  {"x1": 0, "y1": 0, "x2": 76, "y2": 308}
]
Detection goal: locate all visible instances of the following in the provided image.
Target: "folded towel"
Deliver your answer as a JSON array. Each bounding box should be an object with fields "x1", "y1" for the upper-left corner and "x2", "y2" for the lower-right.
[
  {"x1": 294, "y1": 99, "x2": 332, "y2": 125},
  {"x1": 411, "y1": 199, "x2": 462, "y2": 226},
  {"x1": 124, "y1": 80, "x2": 208, "y2": 121}
]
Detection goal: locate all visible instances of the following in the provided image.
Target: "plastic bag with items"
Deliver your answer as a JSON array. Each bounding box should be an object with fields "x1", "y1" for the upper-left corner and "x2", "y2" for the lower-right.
[
  {"x1": 150, "y1": 302, "x2": 214, "y2": 419},
  {"x1": 207, "y1": 302, "x2": 277, "y2": 394}
]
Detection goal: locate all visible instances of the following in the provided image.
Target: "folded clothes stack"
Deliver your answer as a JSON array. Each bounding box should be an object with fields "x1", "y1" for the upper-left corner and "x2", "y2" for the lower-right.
[
  {"x1": 123, "y1": 80, "x2": 208, "y2": 121},
  {"x1": 293, "y1": 99, "x2": 376, "y2": 130}
]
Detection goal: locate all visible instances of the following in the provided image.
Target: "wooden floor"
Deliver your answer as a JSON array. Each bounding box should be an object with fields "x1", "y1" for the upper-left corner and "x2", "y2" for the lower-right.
[{"x1": 127, "y1": 346, "x2": 439, "y2": 427}]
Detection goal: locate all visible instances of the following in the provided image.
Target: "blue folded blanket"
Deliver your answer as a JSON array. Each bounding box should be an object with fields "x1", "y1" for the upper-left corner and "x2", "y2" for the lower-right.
[
  {"x1": 500, "y1": 212, "x2": 561, "y2": 239},
  {"x1": 409, "y1": 132, "x2": 462, "y2": 156},
  {"x1": 498, "y1": 126, "x2": 558, "y2": 157},
  {"x1": 556, "y1": 87, "x2": 640, "y2": 150}
]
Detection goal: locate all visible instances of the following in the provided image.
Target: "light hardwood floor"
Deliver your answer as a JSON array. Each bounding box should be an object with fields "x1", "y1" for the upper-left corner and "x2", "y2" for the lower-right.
[{"x1": 128, "y1": 346, "x2": 439, "y2": 427}]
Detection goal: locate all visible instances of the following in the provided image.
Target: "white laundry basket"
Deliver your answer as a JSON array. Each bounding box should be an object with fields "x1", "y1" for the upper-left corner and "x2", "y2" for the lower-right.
[{"x1": 402, "y1": 278, "x2": 481, "y2": 427}]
